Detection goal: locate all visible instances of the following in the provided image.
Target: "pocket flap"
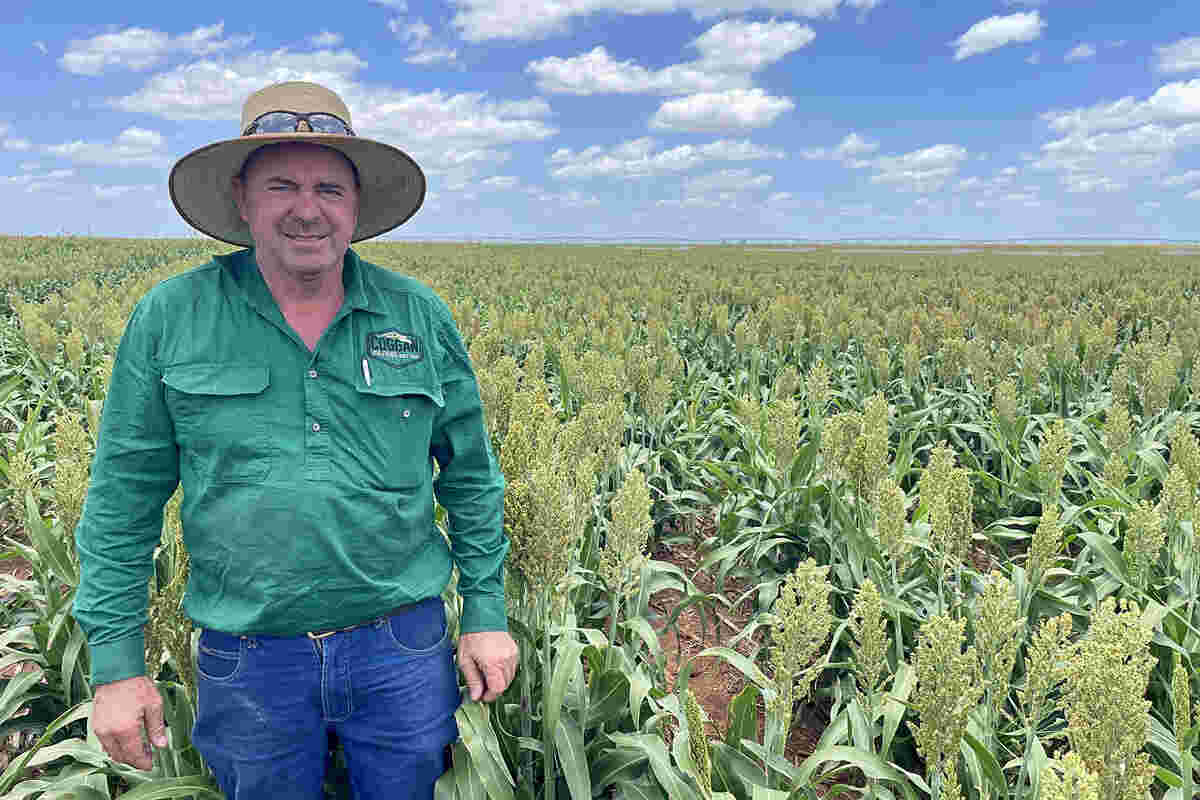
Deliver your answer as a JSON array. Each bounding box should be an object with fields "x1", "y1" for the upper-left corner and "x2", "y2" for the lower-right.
[
  {"x1": 163, "y1": 363, "x2": 270, "y2": 396},
  {"x1": 357, "y1": 380, "x2": 445, "y2": 408}
]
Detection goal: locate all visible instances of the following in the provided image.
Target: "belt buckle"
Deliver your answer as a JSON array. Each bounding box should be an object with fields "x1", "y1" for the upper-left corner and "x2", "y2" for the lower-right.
[{"x1": 307, "y1": 628, "x2": 339, "y2": 640}]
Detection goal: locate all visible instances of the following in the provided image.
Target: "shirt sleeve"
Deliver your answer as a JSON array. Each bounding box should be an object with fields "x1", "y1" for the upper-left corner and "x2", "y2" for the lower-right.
[
  {"x1": 73, "y1": 295, "x2": 180, "y2": 686},
  {"x1": 428, "y1": 302, "x2": 508, "y2": 634}
]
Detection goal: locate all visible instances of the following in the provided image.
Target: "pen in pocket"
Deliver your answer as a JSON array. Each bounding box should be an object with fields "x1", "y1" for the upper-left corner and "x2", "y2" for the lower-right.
[{"x1": 362, "y1": 357, "x2": 372, "y2": 387}]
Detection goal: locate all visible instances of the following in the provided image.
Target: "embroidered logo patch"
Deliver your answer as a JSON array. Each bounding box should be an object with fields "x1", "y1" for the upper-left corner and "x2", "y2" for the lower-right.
[{"x1": 366, "y1": 329, "x2": 423, "y2": 367}]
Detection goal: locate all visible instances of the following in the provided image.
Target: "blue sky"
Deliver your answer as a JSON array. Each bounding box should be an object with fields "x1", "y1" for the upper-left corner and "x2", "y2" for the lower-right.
[{"x1": 2, "y1": 1, "x2": 1199, "y2": 241}]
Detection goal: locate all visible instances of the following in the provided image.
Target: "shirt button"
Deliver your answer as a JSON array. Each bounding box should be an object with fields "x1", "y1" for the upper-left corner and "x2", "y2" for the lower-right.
[
  {"x1": 308, "y1": 369, "x2": 318, "y2": 378},
  {"x1": 403, "y1": 409, "x2": 411, "y2": 418},
  {"x1": 312, "y1": 422, "x2": 321, "y2": 432}
]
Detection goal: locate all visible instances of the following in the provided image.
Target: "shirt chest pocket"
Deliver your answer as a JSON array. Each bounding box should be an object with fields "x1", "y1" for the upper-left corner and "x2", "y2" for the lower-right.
[
  {"x1": 353, "y1": 377, "x2": 445, "y2": 490},
  {"x1": 162, "y1": 363, "x2": 275, "y2": 483}
]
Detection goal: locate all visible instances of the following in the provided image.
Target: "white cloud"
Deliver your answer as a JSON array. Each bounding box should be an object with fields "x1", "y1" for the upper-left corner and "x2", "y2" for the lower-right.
[
  {"x1": 94, "y1": 184, "x2": 156, "y2": 200},
  {"x1": 951, "y1": 12, "x2": 1045, "y2": 61},
  {"x1": 60, "y1": 23, "x2": 252, "y2": 75},
  {"x1": 668, "y1": 167, "x2": 774, "y2": 209},
  {"x1": 865, "y1": 144, "x2": 969, "y2": 192},
  {"x1": 0, "y1": 126, "x2": 31, "y2": 152},
  {"x1": 112, "y1": 49, "x2": 369, "y2": 120},
  {"x1": 390, "y1": 19, "x2": 428, "y2": 40},
  {"x1": 33, "y1": 41, "x2": 48, "y2": 55},
  {"x1": 2, "y1": 169, "x2": 76, "y2": 192},
  {"x1": 1065, "y1": 43, "x2": 1096, "y2": 63},
  {"x1": 369, "y1": 0, "x2": 408, "y2": 8},
  {"x1": 549, "y1": 136, "x2": 783, "y2": 179},
  {"x1": 1035, "y1": 122, "x2": 1200, "y2": 175},
  {"x1": 1187, "y1": 188, "x2": 1200, "y2": 200},
  {"x1": 651, "y1": 88, "x2": 794, "y2": 131},
  {"x1": 406, "y1": 47, "x2": 459, "y2": 65},
  {"x1": 1163, "y1": 169, "x2": 1200, "y2": 187},
  {"x1": 1156, "y1": 36, "x2": 1200, "y2": 74},
  {"x1": 768, "y1": 191, "x2": 794, "y2": 203},
  {"x1": 692, "y1": 18, "x2": 816, "y2": 72},
  {"x1": 1041, "y1": 80, "x2": 1200, "y2": 134},
  {"x1": 953, "y1": 166, "x2": 1028, "y2": 198},
  {"x1": 685, "y1": 167, "x2": 773, "y2": 194},
  {"x1": 802, "y1": 131, "x2": 879, "y2": 161},
  {"x1": 452, "y1": 0, "x2": 875, "y2": 42},
  {"x1": 46, "y1": 127, "x2": 170, "y2": 168},
  {"x1": 391, "y1": 19, "x2": 459, "y2": 66},
  {"x1": 480, "y1": 175, "x2": 519, "y2": 189},
  {"x1": 526, "y1": 187, "x2": 601, "y2": 208},
  {"x1": 529, "y1": 47, "x2": 741, "y2": 95},
  {"x1": 310, "y1": 31, "x2": 343, "y2": 47},
  {"x1": 528, "y1": 19, "x2": 813, "y2": 96},
  {"x1": 1063, "y1": 174, "x2": 1125, "y2": 193}
]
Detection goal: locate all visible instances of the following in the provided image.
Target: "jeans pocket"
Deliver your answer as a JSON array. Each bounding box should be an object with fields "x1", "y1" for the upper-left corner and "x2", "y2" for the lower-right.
[
  {"x1": 196, "y1": 630, "x2": 244, "y2": 682},
  {"x1": 386, "y1": 598, "x2": 448, "y2": 655}
]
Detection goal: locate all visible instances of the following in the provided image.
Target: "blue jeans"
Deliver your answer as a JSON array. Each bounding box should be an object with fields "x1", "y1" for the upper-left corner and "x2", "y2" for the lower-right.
[{"x1": 190, "y1": 596, "x2": 460, "y2": 800}]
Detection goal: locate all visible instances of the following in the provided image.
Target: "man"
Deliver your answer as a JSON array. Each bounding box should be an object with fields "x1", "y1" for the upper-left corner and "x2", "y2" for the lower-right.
[{"x1": 72, "y1": 81, "x2": 518, "y2": 799}]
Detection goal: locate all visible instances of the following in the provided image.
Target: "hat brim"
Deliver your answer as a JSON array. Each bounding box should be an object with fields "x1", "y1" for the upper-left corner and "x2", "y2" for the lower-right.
[{"x1": 169, "y1": 132, "x2": 426, "y2": 246}]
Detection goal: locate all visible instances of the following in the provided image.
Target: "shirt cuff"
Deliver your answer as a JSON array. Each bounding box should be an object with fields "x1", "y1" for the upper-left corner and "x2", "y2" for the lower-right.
[
  {"x1": 459, "y1": 594, "x2": 508, "y2": 634},
  {"x1": 89, "y1": 634, "x2": 147, "y2": 687}
]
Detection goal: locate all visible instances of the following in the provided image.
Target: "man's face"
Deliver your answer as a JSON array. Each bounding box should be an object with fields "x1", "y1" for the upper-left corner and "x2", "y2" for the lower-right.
[{"x1": 232, "y1": 142, "x2": 359, "y2": 283}]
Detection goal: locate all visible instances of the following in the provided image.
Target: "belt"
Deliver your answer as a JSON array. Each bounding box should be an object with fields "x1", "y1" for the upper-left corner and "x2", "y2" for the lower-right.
[{"x1": 305, "y1": 602, "x2": 420, "y2": 640}]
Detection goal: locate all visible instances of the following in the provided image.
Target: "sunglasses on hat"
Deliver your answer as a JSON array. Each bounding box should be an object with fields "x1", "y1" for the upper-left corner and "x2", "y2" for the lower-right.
[{"x1": 243, "y1": 111, "x2": 356, "y2": 137}]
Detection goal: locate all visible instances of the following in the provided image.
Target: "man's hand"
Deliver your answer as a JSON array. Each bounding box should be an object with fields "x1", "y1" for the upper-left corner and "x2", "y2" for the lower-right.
[
  {"x1": 457, "y1": 631, "x2": 518, "y2": 703},
  {"x1": 92, "y1": 675, "x2": 168, "y2": 771}
]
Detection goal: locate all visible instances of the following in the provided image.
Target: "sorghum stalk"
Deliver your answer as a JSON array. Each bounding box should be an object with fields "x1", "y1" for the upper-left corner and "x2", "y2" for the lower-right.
[
  {"x1": 540, "y1": 591, "x2": 557, "y2": 800},
  {"x1": 765, "y1": 560, "x2": 833, "y2": 787},
  {"x1": 849, "y1": 578, "x2": 890, "y2": 742},
  {"x1": 1173, "y1": 652, "x2": 1194, "y2": 800},
  {"x1": 973, "y1": 572, "x2": 1022, "y2": 760},
  {"x1": 1061, "y1": 597, "x2": 1157, "y2": 800},
  {"x1": 911, "y1": 613, "x2": 982, "y2": 800},
  {"x1": 1015, "y1": 613, "x2": 1073, "y2": 800}
]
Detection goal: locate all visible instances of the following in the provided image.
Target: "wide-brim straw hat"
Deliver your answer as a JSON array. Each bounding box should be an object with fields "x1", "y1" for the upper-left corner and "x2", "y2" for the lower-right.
[{"x1": 169, "y1": 81, "x2": 426, "y2": 246}]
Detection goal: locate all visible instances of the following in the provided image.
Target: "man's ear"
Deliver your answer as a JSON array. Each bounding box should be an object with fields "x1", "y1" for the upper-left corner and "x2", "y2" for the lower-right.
[{"x1": 231, "y1": 176, "x2": 249, "y2": 224}]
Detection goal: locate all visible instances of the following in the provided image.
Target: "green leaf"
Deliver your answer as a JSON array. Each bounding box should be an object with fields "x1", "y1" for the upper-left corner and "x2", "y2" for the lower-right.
[
  {"x1": 106, "y1": 776, "x2": 226, "y2": 799},
  {"x1": 739, "y1": 740, "x2": 801, "y2": 784},
  {"x1": 22, "y1": 737, "x2": 109, "y2": 769},
  {"x1": 543, "y1": 636, "x2": 586, "y2": 755},
  {"x1": 710, "y1": 740, "x2": 768, "y2": 797},
  {"x1": 628, "y1": 667, "x2": 653, "y2": 730},
  {"x1": 724, "y1": 684, "x2": 760, "y2": 752},
  {"x1": 1076, "y1": 529, "x2": 1133, "y2": 586},
  {"x1": 613, "y1": 777, "x2": 667, "y2": 800},
  {"x1": 881, "y1": 662, "x2": 915, "y2": 758},
  {"x1": 797, "y1": 745, "x2": 916, "y2": 800},
  {"x1": 588, "y1": 670, "x2": 631, "y2": 729},
  {"x1": 621, "y1": 617, "x2": 665, "y2": 673},
  {"x1": 608, "y1": 733, "x2": 702, "y2": 800},
  {"x1": 961, "y1": 731, "x2": 1006, "y2": 797},
  {"x1": 61, "y1": 621, "x2": 89, "y2": 708},
  {"x1": 0, "y1": 668, "x2": 48, "y2": 726},
  {"x1": 553, "y1": 716, "x2": 590, "y2": 800},
  {"x1": 590, "y1": 747, "x2": 647, "y2": 794},
  {"x1": 455, "y1": 701, "x2": 515, "y2": 800},
  {"x1": 24, "y1": 491, "x2": 76, "y2": 588},
  {"x1": 453, "y1": 739, "x2": 488, "y2": 800},
  {"x1": 677, "y1": 647, "x2": 772, "y2": 694}
]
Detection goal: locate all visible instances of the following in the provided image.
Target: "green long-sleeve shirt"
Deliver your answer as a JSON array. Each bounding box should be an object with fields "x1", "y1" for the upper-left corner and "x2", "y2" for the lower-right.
[{"x1": 73, "y1": 248, "x2": 508, "y2": 686}]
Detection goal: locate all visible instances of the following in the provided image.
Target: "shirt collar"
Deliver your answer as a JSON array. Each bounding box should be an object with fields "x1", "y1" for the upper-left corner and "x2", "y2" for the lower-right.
[{"x1": 221, "y1": 247, "x2": 385, "y2": 317}]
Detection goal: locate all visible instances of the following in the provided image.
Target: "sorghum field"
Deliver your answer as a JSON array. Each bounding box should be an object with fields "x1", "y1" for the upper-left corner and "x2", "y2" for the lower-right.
[{"x1": 0, "y1": 236, "x2": 1198, "y2": 800}]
